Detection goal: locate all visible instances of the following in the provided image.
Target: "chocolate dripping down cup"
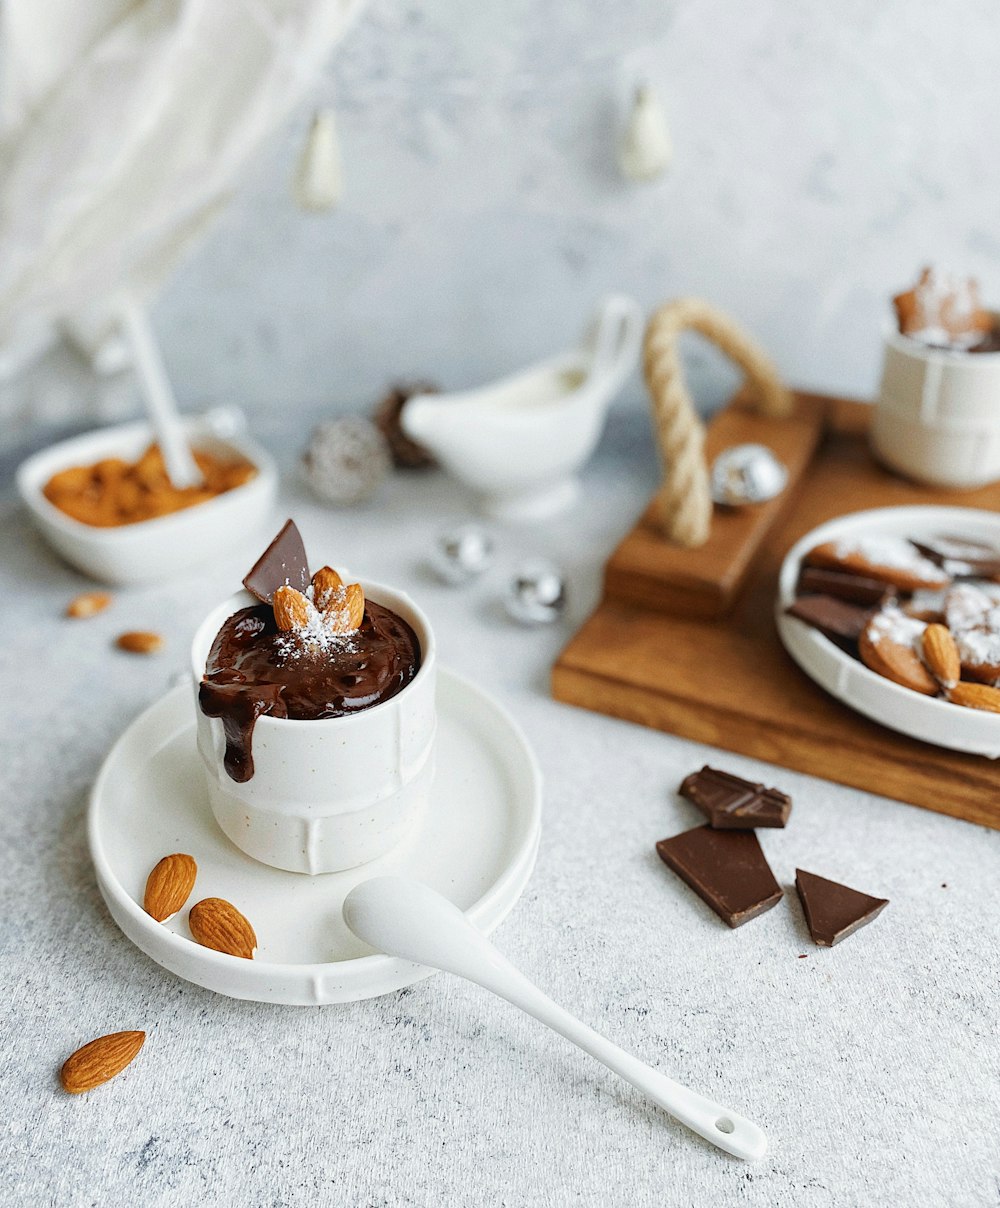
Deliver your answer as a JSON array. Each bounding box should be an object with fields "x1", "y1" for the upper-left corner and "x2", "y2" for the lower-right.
[{"x1": 190, "y1": 583, "x2": 437, "y2": 875}]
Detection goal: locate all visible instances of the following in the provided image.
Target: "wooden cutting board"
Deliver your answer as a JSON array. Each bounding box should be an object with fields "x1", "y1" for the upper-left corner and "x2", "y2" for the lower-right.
[{"x1": 552, "y1": 391, "x2": 1000, "y2": 830}]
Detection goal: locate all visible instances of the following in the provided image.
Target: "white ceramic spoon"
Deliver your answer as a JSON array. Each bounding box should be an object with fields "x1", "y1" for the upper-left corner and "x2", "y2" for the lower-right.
[
  {"x1": 119, "y1": 300, "x2": 202, "y2": 488},
  {"x1": 343, "y1": 877, "x2": 768, "y2": 1161}
]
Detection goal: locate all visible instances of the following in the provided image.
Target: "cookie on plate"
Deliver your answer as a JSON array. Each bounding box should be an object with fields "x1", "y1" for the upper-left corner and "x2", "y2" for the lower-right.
[
  {"x1": 944, "y1": 582, "x2": 1000, "y2": 685},
  {"x1": 858, "y1": 609, "x2": 938, "y2": 695},
  {"x1": 805, "y1": 535, "x2": 949, "y2": 593}
]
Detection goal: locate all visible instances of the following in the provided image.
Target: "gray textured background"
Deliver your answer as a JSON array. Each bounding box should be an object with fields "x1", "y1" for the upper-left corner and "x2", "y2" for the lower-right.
[
  {"x1": 7, "y1": 0, "x2": 1000, "y2": 444},
  {"x1": 4, "y1": 3, "x2": 1000, "y2": 1204},
  {"x1": 2, "y1": 406, "x2": 999, "y2": 1207}
]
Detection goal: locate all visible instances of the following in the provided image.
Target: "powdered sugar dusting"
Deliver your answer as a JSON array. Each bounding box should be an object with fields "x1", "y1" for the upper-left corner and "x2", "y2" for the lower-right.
[
  {"x1": 945, "y1": 583, "x2": 1000, "y2": 670},
  {"x1": 834, "y1": 535, "x2": 947, "y2": 583},
  {"x1": 945, "y1": 582, "x2": 1000, "y2": 631},
  {"x1": 274, "y1": 581, "x2": 360, "y2": 660},
  {"x1": 867, "y1": 607, "x2": 926, "y2": 648},
  {"x1": 906, "y1": 587, "x2": 948, "y2": 617},
  {"x1": 906, "y1": 268, "x2": 985, "y2": 350}
]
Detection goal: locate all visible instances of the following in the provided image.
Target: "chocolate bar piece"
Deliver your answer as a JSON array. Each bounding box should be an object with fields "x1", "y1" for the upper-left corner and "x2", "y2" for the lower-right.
[
  {"x1": 795, "y1": 869, "x2": 888, "y2": 947},
  {"x1": 910, "y1": 536, "x2": 1000, "y2": 579},
  {"x1": 679, "y1": 766, "x2": 791, "y2": 829},
  {"x1": 796, "y1": 566, "x2": 894, "y2": 606},
  {"x1": 243, "y1": 519, "x2": 311, "y2": 604},
  {"x1": 655, "y1": 826, "x2": 783, "y2": 928},
  {"x1": 785, "y1": 595, "x2": 874, "y2": 642}
]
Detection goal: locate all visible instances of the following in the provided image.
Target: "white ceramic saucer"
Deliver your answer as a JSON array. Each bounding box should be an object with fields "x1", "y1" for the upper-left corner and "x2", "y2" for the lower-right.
[
  {"x1": 89, "y1": 670, "x2": 542, "y2": 1004},
  {"x1": 776, "y1": 505, "x2": 1000, "y2": 758}
]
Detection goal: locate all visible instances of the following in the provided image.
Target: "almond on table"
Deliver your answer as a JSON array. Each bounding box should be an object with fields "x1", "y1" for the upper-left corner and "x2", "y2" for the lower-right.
[
  {"x1": 66, "y1": 591, "x2": 113, "y2": 619},
  {"x1": 115, "y1": 631, "x2": 164, "y2": 655},
  {"x1": 60, "y1": 1031, "x2": 146, "y2": 1094}
]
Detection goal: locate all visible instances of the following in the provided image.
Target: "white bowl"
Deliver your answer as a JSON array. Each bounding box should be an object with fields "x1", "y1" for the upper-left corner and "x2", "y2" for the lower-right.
[
  {"x1": 15, "y1": 411, "x2": 277, "y2": 585},
  {"x1": 192, "y1": 584, "x2": 437, "y2": 875},
  {"x1": 776, "y1": 505, "x2": 1000, "y2": 758}
]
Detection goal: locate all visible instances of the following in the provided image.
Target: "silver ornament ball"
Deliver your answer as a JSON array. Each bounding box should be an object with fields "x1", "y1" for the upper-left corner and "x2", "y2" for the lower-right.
[
  {"x1": 710, "y1": 442, "x2": 788, "y2": 507},
  {"x1": 303, "y1": 417, "x2": 392, "y2": 506},
  {"x1": 505, "y1": 560, "x2": 566, "y2": 625},
  {"x1": 430, "y1": 525, "x2": 494, "y2": 585}
]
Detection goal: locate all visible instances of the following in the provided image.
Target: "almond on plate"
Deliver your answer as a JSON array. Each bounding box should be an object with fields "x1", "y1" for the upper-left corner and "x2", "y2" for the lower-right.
[
  {"x1": 920, "y1": 624, "x2": 961, "y2": 689},
  {"x1": 189, "y1": 898, "x2": 257, "y2": 959},
  {"x1": 60, "y1": 1031, "x2": 146, "y2": 1094},
  {"x1": 115, "y1": 631, "x2": 164, "y2": 655},
  {"x1": 66, "y1": 591, "x2": 113, "y2": 619},
  {"x1": 143, "y1": 854, "x2": 197, "y2": 922},
  {"x1": 947, "y1": 682, "x2": 1000, "y2": 713}
]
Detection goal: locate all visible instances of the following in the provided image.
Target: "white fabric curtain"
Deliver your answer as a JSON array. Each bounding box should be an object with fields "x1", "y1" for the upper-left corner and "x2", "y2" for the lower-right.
[{"x1": 0, "y1": 0, "x2": 363, "y2": 379}]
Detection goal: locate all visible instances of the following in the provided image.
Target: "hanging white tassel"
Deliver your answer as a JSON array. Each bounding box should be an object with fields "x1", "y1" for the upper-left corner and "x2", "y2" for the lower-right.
[
  {"x1": 293, "y1": 109, "x2": 343, "y2": 212},
  {"x1": 620, "y1": 85, "x2": 672, "y2": 182}
]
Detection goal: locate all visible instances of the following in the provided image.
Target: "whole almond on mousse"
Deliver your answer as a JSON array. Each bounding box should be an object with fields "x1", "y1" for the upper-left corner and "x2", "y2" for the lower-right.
[
  {"x1": 60, "y1": 1031, "x2": 145, "y2": 1094},
  {"x1": 921, "y1": 623, "x2": 961, "y2": 689},
  {"x1": 115, "y1": 630, "x2": 164, "y2": 655},
  {"x1": 143, "y1": 854, "x2": 197, "y2": 922},
  {"x1": 325, "y1": 581, "x2": 365, "y2": 633},
  {"x1": 273, "y1": 585, "x2": 312, "y2": 632},
  {"x1": 189, "y1": 898, "x2": 257, "y2": 959},
  {"x1": 66, "y1": 591, "x2": 112, "y2": 619},
  {"x1": 947, "y1": 682, "x2": 1000, "y2": 713},
  {"x1": 311, "y1": 566, "x2": 344, "y2": 610}
]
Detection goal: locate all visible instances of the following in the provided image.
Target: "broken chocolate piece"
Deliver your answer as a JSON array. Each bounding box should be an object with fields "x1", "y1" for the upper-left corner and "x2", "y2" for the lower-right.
[
  {"x1": 679, "y1": 766, "x2": 791, "y2": 829},
  {"x1": 795, "y1": 869, "x2": 888, "y2": 947},
  {"x1": 655, "y1": 826, "x2": 783, "y2": 928},
  {"x1": 910, "y1": 536, "x2": 1000, "y2": 579},
  {"x1": 242, "y1": 519, "x2": 311, "y2": 605},
  {"x1": 785, "y1": 595, "x2": 874, "y2": 642},
  {"x1": 796, "y1": 567, "x2": 894, "y2": 607}
]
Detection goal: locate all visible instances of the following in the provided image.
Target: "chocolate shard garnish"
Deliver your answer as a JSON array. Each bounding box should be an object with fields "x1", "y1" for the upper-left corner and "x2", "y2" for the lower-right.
[
  {"x1": 796, "y1": 566, "x2": 894, "y2": 607},
  {"x1": 655, "y1": 826, "x2": 783, "y2": 928},
  {"x1": 679, "y1": 765, "x2": 791, "y2": 829},
  {"x1": 795, "y1": 869, "x2": 888, "y2": 947},
  {"x1": 243, "y1": 519, "x2": 311, "y2": 604},
  {"x1": 910, "y1": 536, "x2": 1000, "y2": 578},
  {"x1": 785, "y1": 595, "x2": 874, "y2": 642}
]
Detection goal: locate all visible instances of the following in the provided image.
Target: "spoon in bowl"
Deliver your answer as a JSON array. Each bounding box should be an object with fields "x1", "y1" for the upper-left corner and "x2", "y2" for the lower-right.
[
  {"x1": 343, "y1": 876, "x2": 768, "y2": 1161},
  {"x1": 119, "y1": 299, "x2": 202, "y2": 488}
]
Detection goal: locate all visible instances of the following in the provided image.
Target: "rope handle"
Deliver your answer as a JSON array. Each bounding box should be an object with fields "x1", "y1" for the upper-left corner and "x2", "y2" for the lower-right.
[{"x1": 644, "y1": 298, "x2": 792, "y2": 547}]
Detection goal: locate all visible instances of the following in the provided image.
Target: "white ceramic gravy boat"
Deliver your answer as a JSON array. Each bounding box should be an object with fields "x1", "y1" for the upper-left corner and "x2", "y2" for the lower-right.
[{"x1": 401, "y1": 295, "x2": 643, "y2": 521}]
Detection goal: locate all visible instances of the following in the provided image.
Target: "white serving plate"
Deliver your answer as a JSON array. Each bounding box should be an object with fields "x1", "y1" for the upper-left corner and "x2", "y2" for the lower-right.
[
  {"x1": 776, "y1": 505, "x2": 1000, "y2": 758},
  {"x1": 16, "y1": 410, "x2": 277, "y2": 585},
  {"x1": 89, "y1": 670, "x2": 542, "y2": 1004}
]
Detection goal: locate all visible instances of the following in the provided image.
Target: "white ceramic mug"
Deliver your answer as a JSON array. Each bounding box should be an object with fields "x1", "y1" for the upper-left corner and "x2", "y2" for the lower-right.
[
  {"x1": 190, "y1": 582, "x2": 436, "y2": 875},
  {"x1": 871, "y1": 316, "x2": 1000, "y2": 488}
]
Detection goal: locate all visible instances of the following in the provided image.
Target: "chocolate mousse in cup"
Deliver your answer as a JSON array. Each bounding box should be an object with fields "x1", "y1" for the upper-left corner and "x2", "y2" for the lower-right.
[
  {"x1": 872, "y1": 267, "x2": 1000, "y2": 488},
  {"x1": 191, "y1": 520, "x2": 436, "y2": 874}
]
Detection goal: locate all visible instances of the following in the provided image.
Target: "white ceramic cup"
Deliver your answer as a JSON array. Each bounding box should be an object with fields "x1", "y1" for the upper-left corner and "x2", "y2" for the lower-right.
[
  {"x1": 871, "y1": 315, "x2": 1000, "y2": 488},
  {"x1": 190, "y1": 583, "x2": 436, "y2": 875}
]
